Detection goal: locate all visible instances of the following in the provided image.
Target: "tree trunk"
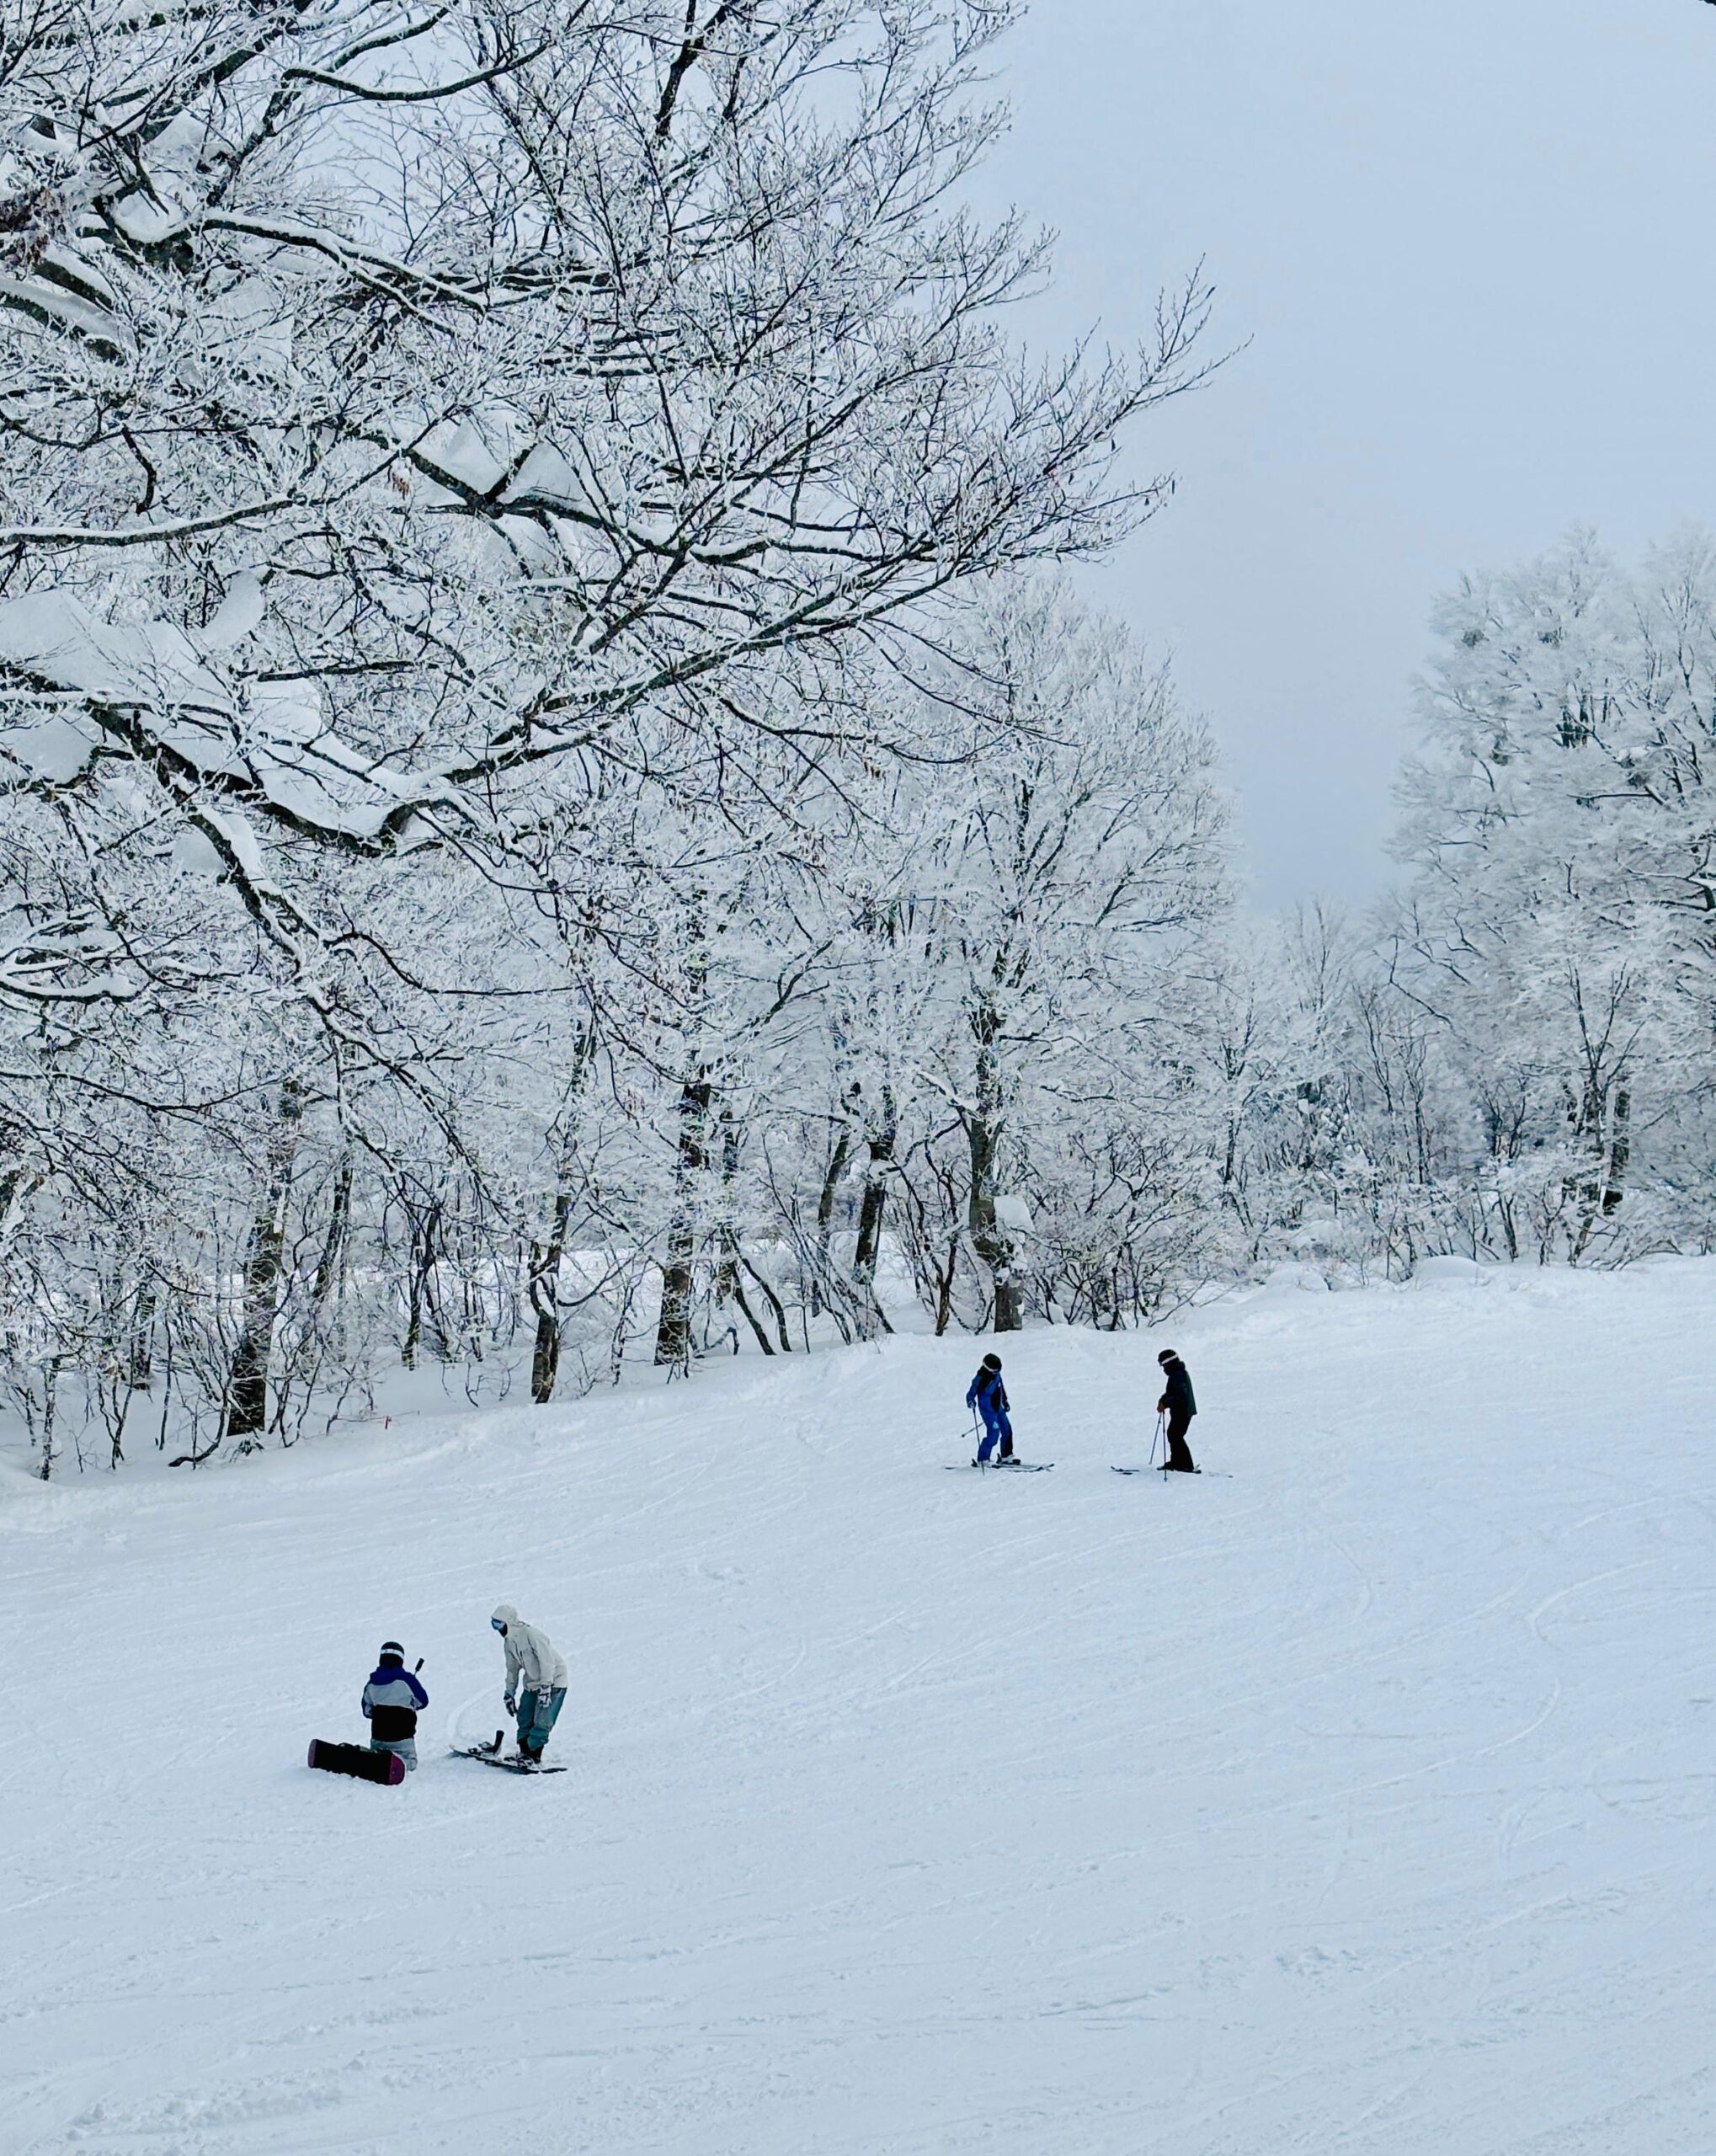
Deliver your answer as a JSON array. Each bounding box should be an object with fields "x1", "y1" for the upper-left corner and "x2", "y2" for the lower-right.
[
  {"x1": 811, "y1": 1124, "x2": 854, "y2": 1313},
  {"x1": 851, "y1": 1085, "x2": 898, "y2": 1337},
  {"x1": 1569, "y1": 1068, "x2": 1629, "y2": 1255},
  {"x1": 527, "y1": 1031, "x2": 600, "y2": 1404},
  {"x1": 967, "y1": 1011, "x2": 1020, "y2": 1331},
  {"x1": 739, "y1": 1246, "x2": 792, "y2": 1353},
  {"x1": 654, "y1": 1072, "x2": 712, "y2": 1369},
  {"x1": 713, "y1": 1107, "x2": 743, "y2": 1311},
  {"x1": 932, "y1": 1230, "x2": 959, "y2": 1337},
  {"x1": 35, "y1": 1357, "x2": 61, "y2": 1482},
  {"x1": 1601, "y1": 1086, "x2": 1630, "y2": 1216},
  {"x1": 127, "y1": 1278, "x2": 156, "y2": 1390},
  {"x1": 223, "y1": 1077, "x2": 305, "y2": 1444},
  {"x1": 401, "y1": 1199, "x2": 440, "y2": 1370},
  {"x1": 530, "y1": 1187, "x2": 574, "y2": 1404},
  {"x1": 311, "y1": 1154, "x2": 354, "y2": 1308}
]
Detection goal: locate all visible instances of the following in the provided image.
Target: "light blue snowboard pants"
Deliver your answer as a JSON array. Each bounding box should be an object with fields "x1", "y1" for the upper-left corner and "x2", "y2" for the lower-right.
[{"x1": 517, "y1": 1687, "x2": 567, "y2": 1758}]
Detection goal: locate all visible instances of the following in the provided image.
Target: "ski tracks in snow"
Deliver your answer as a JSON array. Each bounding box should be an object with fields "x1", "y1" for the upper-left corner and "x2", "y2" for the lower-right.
[{"x1": 7, "y1": 1266, "x2": 1716, "y2": 2152}]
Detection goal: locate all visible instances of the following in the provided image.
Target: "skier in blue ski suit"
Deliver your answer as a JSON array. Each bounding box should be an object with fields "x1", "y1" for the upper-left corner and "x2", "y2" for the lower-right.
[
  {"x1": 967, "y1": 1352, "x2": 1013, "y2": 1462},
  {"x1": 361, "y1": 1641, "x2": 428, "y2": 1771}
]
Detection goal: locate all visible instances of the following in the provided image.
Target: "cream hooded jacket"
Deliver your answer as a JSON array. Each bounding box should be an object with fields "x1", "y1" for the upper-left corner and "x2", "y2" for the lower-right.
[{"x1": 492, "y1": 1604, "x2": 568, "y2": 1697}]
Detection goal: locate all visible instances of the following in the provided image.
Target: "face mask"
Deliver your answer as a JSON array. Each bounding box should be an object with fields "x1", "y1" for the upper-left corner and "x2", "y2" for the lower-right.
[{"x1": 491, "y1": 1619, "x2": 507, "y2": 1634}]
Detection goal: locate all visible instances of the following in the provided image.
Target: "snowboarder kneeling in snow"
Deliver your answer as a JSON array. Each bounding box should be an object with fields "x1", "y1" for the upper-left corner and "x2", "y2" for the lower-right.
[
  {"x1": 967, "y1": 1352, "x2": 1014, "y2": 1464},
  {"x1": 362, "y1": 1641, "x2": 428, "y2": 1772},
  {"x1": 1155, "y1": 1348, "x2": 1196, "y2": 1473},
  {"x1": 491, "y1": 1604, "x2": 568, "y2": 1769}
]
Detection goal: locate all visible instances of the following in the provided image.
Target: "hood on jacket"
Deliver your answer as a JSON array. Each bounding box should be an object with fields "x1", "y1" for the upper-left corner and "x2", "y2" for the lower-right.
[{"x1": 492, "y1": 1602, "x2": 519, "y2": 1633}]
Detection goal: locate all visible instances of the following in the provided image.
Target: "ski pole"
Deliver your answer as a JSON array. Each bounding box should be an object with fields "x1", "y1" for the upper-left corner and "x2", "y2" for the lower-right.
[{"x1": 1148, "y1": 1410, "x2": 1163, "y2": 1470}]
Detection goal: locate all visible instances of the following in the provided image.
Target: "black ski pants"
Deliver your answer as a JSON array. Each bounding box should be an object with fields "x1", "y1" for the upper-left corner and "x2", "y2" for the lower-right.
[{"x1": 1164, "y1": 1409, "x2": 1196, "y2": 1473}]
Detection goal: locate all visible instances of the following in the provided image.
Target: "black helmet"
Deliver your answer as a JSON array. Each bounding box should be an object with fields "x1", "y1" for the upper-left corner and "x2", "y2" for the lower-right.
[
  {"x1": 1156, "y1": 1349, "x2": 1176, "y2": 1366},
  {"x1": 379, "y1": 1639, "x2": 404, "y2": 1661},
  {"x1": 982, "y1": 1352, "x2": 1002, "y2": 1371}
]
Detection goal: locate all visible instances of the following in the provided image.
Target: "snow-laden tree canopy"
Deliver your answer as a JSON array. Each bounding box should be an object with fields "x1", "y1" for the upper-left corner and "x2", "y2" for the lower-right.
[{"x1": 0, "y1": 0, "x2": 1205, "y2": 903}]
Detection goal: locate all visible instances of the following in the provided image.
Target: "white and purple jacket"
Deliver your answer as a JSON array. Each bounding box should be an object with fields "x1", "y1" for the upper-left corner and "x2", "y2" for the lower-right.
[{"x1": 361, "y1": 1656, "x2": 428, "y2": 1742}]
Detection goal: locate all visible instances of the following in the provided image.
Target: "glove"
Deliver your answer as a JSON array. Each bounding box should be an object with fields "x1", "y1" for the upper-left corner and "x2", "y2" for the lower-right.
[{"x1": 504, "y1": 1694, "x2": 517, "y2": 1716}]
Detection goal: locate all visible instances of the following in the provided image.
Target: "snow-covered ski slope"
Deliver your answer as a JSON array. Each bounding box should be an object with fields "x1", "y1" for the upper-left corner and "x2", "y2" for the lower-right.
[{"x1": 5, "y1": 1259, "x2": 1716, "y2": 2156}]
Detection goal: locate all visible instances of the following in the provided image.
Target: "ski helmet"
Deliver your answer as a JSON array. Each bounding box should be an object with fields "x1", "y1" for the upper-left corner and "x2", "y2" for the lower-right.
[
  {"x1": 982, "y1": 1352, "x2": 1002, "y2": 1371},
  {"x1": 1157, "y1": 1349, "x2": 1176, "y2": 1366}
]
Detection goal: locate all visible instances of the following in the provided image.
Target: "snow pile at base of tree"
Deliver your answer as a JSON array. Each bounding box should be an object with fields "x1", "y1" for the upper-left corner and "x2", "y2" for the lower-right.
[{"x1": 5, "y1": 1260, "x2": 1715, "y2": 2154}]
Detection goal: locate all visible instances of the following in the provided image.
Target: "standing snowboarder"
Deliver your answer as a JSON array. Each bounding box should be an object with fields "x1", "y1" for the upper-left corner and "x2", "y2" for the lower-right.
[
  {"x1": 361, "y1": 1641, "x2": 428, "y2": 1772},
  {"x1": 490, "y1": 1604, "x2": 568, "y2": 1769},
  {"x1": 1155, "y1": 1348, "x2": 1197, "y2": 1473},
  {"x1": 966, "y1": 1352, "x2": 1014, "y2": 1464}
]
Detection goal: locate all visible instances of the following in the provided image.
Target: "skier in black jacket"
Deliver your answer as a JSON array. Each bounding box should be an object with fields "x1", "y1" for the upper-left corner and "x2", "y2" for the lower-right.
[{"x1": 1155, "y1": 1349, "x2": 1196, "y2": 1473}]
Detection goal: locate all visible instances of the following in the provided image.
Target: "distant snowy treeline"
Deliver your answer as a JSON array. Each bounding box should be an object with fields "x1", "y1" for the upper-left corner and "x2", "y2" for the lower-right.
[
  {"x1": 0, "y1": 3, "x2": 1708, "y2": 1470},
  {"x1": 1300, "y1": 528, "x2": 1716, "y2": 1276}
]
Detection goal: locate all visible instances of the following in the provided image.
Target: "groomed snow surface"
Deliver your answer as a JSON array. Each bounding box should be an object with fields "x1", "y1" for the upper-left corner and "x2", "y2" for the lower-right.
[{"x1": 5, "y1": 1260, "x2": 1715, "y2": 2154}]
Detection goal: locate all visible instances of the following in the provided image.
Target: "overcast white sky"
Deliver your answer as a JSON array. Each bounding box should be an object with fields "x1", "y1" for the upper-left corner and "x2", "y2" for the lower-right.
[{"x1": 969, "y1": 0, "x2": 1716, "y2": 905}]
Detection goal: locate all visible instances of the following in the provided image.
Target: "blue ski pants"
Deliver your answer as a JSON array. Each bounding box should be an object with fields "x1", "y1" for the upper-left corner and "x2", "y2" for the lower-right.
[
  {"x1": 517, "y1": 1686, "x2": 567, "y2": 1757},
  {"x1": 975, "y1": 1405, "x2": 1013, "y2": 1462}
]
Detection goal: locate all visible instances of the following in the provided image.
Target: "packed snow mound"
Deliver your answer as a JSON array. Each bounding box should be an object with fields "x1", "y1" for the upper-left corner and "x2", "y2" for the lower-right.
[
  {"x1": 1255, "y1": 1257, "x2": 1332, "y2": 1293},
  {"x1": 1409, "y1": 1251, "x2": 1495, "y2": 1285},
  {"x1": 5, "y1": 1259, "x2": 1716, "y2": 2154}
]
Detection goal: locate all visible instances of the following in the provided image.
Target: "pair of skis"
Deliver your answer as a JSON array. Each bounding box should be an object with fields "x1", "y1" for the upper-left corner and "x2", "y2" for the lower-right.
[
  {"x1": 946, "y1": 1458, "x2": 1054, "y2": 1473},
  {"x1": 942, "y1": 1461, "x2": 1227, "y2": 1477},
  {"x1": 1111, "y1": 1464, "x2": 1230, "y2": 1478},
  {"x1": 1117, "y1": 1410, "x2": 1226, "y2": 1475}
]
